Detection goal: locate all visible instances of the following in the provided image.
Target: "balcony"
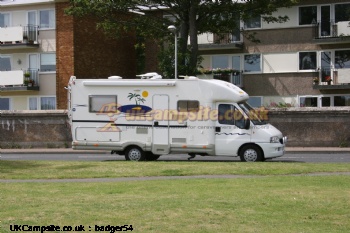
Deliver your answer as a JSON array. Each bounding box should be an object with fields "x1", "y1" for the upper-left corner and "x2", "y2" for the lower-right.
[
  {"x1": 0, "y1": 25, "x2": 39, "y2": 50},
  {"x1": 197, "y1": 33, "x2": 243, "y2": 51},
  {"x1": 0, "y1": 69, "x2": 40, "y2": 92},
  {"x1": 313, "y1": 20, "x2": 350, "y2": 44},
  {"x1": 313, "y1": 68, "x2": 350, "y2": 90}
]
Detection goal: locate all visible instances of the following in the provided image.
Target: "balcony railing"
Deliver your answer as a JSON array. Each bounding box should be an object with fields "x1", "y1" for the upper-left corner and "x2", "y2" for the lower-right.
[
  {"x1": 313, "y1": 20, "x2": 350, "y2": 42},
  {"x1": 0, "y1": 69, "x2": 39, "y2": 91},
  {"x1": 0, "y1": 25, "x2": 39, "y2": 47},
  {"x1": 313, "y1": 68, "x2": 350, "y2": 90},
  {"x1": 197, "y1": 33, "x2": 243, "y2": 50}
]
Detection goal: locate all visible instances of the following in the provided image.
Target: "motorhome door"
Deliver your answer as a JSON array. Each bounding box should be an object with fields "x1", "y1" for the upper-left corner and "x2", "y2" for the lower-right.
[
  {"x1": 215, "y1": 103, "x2": 251, "y2": 156},
  {"x1": 152, "y1": 94, "x2": 170, "y2": 154}
]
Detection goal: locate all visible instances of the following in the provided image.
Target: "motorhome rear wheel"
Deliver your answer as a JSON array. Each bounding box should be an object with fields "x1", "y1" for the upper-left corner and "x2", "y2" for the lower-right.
[{"x1": 125, "y1": 146, "x2": 146, "y2": 161}]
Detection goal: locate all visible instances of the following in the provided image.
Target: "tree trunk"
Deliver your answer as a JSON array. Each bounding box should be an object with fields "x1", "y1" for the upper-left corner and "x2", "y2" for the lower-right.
[{"x1": 189, "y1": 0, "x2": 199, "y2": 75}]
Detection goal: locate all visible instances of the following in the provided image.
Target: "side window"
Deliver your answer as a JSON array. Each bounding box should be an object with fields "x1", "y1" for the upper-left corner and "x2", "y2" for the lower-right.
[
  {"x1": 218, "y1": 104, "x2": 245, "y2": 128},
  {"x1": 89, "y1": 95, "x2": 118, "y2": 113},
  {"x1": 177, "y1": 100, "x2": 199, "y2": 112}
]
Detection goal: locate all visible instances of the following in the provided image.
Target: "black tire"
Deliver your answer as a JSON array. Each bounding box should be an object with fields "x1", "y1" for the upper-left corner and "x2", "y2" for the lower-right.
[
  {"x1": 125, "y1": 146, "x2": 145, "y2": 161},
  {"x1": 145, "y1": 152, "x2": 160, "y2": 161},
  {"x1": 239, "y1": 145, "x2": 264, "y2": 162}
]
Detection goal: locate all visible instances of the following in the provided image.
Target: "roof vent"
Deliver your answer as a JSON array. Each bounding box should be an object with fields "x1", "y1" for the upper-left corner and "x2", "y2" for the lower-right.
[
  {"x1": 136, "y1": 72, "x2": 162, "y2": 79},
  {"x1": 108, "y1": 76, "x2": 123, "y2": 79}
]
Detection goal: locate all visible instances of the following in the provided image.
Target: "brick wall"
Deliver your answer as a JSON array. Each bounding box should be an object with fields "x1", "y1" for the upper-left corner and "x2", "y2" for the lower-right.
[
  {"x1": 55, "y1": 2, "x2": 137, "y2": 110},
  {"x1": 56, "y1": 2, "x2": 75, "y2": 110},
  {"x1": 1, "y1": 108, "x2": 349, "y2": 148}
]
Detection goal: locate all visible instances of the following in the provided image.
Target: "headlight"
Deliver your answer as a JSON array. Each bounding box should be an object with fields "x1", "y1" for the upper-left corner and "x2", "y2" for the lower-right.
[{"x1": 270, "y1": 136, "x2": 279, "y2": 143}]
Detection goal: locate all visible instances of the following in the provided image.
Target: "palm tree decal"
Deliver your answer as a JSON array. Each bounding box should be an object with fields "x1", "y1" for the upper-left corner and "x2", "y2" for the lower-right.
[{"x1": 128, "y1": 93, "x2": 145, "y2": 105}]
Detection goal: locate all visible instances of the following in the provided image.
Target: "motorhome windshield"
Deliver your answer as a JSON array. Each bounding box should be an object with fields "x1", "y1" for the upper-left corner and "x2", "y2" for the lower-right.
[{"x1": 238, "y1": 102, "x2": 267, "y2": 125}]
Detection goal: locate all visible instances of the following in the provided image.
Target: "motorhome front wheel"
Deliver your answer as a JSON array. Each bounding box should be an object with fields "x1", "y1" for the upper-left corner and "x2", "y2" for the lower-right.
[
  {"x1": 239, "y1": 145, "x2": 263, "y2": 162},
  {"x1": 125, "y1": 146, "x2": 146, "y2": 161}
]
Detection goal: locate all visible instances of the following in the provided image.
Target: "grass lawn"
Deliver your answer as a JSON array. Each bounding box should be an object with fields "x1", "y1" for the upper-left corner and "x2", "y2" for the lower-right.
[
  {"x1": 0, "y1": 161, "x2": 350, "y2": 232},
  {"x1": 1, "y1": 160, "x2": 350, "y2": 179}
]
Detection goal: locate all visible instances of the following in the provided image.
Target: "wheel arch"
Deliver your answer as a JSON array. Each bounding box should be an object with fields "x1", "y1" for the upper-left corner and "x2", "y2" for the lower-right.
[{"x1": 238, "y1": 143, "x2": 265, "y2": 159}]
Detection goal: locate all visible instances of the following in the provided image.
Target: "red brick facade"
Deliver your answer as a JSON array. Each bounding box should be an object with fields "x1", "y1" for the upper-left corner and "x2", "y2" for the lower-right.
[{"x1": 56, "y1": 2, "x2": 138, "y2": 109}]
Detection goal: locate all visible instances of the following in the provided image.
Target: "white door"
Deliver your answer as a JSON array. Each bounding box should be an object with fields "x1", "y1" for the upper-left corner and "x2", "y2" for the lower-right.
[
  {"x1": 152, "y1": 94, "x2": 169, "y2": 154},
  {"x1": 215, "y1": 103, "x2": 251, "y2": 156}
]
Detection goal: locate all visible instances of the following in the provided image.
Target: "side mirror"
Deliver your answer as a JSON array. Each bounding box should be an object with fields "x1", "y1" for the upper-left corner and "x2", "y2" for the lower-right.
[{"x1": 244, "y1": 118, "x2": 250, "y2": 130}]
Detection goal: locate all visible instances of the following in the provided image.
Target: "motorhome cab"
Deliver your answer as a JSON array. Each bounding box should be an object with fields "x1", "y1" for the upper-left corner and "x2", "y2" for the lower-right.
[{"x1": 67, "y1": 74, "x2": 287, "y2": 162}]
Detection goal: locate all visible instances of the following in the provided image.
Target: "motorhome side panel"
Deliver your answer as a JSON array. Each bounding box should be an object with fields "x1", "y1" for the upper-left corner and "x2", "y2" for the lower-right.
[{"x1": 69, "y1": 79, "x2": 217, "y2": 153}]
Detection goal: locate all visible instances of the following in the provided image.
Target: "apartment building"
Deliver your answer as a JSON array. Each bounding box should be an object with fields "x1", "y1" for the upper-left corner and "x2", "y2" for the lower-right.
[
  {"x1": 0, "y1": 0, "x2": 137, "y2": 110},
  {"x1": 197, "y1": 0, "x2": 350, "y2": 107}
]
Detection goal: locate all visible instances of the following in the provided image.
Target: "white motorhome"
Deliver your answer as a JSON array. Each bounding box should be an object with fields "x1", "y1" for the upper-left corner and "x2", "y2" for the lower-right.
[{"x1": 67, "y1": 74, "x2": 287, "y2": 162}]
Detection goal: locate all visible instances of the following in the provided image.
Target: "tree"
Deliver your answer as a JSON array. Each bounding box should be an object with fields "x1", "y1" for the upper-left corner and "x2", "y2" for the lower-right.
[{"x1": 66, "y1": 0, "x2": 299, "y2": 78}]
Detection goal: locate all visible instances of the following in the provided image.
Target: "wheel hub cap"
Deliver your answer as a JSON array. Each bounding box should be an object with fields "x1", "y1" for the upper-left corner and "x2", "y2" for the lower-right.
[
  {"x1": 129, "y1": 149, "x2": 141, "y2": 160},
  {"x1": 244, "y1": 149, "x2": 258, "y2": 162}
]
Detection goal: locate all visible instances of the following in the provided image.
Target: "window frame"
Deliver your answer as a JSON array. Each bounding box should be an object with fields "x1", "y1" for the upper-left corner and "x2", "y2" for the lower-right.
[
  {"x1": 40, "y1": 53, "x2": 56, "y2": 72},
  {"x1": 89, "y1": 95, "x2": 118, "y2": 113},
  {"x1": 299, "y1": 95, "x2": 350, "y2": 107},
  {"x1": 243, "y1": 54, "x2": 261, "y2": 73},
  {"x1": 244, "y1": 15, "x2": 262, "y2": 29},
  {"x1": 0, "y1": 12, "x2": 11, "y2": 27},
  {"x1": 177, "y1": 100, "x2": 200, "y2": 112},
  {"x1": 298, "y1": 5, "x2": 317, "y2": 26},
  {"x1": 0, "y1": 97, "x2": 11, "y2": 110},
  {"x1": 28, "y1": 96, "x2": 56, "y2": 110},
  {"x1": 299, "y1": 51, "x2": 317, "y2": 71},
  {"x1": 0, "y1": 55, "x2": 12, "y2": 71},
  {"x1": 39, "y1": 9, "x2": 55, "y2": 29}
]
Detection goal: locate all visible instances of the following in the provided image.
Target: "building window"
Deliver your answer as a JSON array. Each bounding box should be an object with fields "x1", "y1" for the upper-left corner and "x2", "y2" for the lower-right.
[
  {"x1": 212, "y1": 55, "x2": 229, "y2": 69},
  {"x1": 335, "y1": 50, "x2": 350, "y2": 69},
  {"x1": 29, "y1": 97, "x2": 56, "y2": 110},
  {"x1": 29, "y1": 97, "x2": 38, "y2": 110},
  {"x1": 39, "y1": 9, "x2": 55, "y2": 29},
  {"x1": 177, "y1": 100, "x2": 199, "y2": 112},
  {"x1": 244, "y1": 54, "x2": 261, "y2": 72},
  {"x1": 299, "y1": 52, "x2": 316, "y2": 70},
  {"x1": 300, "y1": 97, "x2": 317, "y2": 107},
  {"x1": 299, "y1": 6, "x2": 317, "y2": 25},
  {"x1": 28, "y1": 11, "x2": 37, "y2": 26},
  {"x1": 0, "y1": 98, "x2": 10, "y2": 110},
  {"x1": 335, "y1": 3, "x2": 350, "y2": 23},
  {"x1": 321, "y1": 97, "x2": 331, "y2": 107},
  {"x1": 334, "y1": 96, "x2": 350, "y2": 106},
  {"x1": 244, "y1": 15, "x2": 261, "y2": 29},
  {"x1": 40, "y1": 53, "x2": 56, "y2": 72},
  {"x1": 0, "y1": 56, "x2": 11, "y2": 71},
  {"x1": 41, "y1": 97, "x2": 56, "y2": 110},
  {"x1": 0, "y1": 13, "x2": 10, "y2": 27},
  {"x1": 247, "y1": 97, "x2": 263, "y2": 108},
  {"x1": 89, "y1": 95, "x2": 118, "y2": 113}
]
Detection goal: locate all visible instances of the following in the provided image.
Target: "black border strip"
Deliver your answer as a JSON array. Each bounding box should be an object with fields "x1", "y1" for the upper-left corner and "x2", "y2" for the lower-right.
[{"x1": 72, "y1": 120, "x2": 187, "y2": 128}]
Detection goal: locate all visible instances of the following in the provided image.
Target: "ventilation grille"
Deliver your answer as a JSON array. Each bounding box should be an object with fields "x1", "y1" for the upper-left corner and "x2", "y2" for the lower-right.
[
  {"x1": 136, "y1": 127, "x2": 148, "y2": 134},
  {"x1": 172, "y1": 138, "x2": 186, "y2": 143}
]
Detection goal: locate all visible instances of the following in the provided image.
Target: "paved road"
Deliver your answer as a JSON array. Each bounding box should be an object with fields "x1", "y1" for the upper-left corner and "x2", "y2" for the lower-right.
[{"x1": 1, "y1": 151, "x2": 350, "y2": 163}]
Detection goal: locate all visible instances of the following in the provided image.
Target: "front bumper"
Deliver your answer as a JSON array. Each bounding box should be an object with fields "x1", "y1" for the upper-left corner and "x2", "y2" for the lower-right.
[{"x1": 258, "y1": 136, "x2": 287, "y2": 159}]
